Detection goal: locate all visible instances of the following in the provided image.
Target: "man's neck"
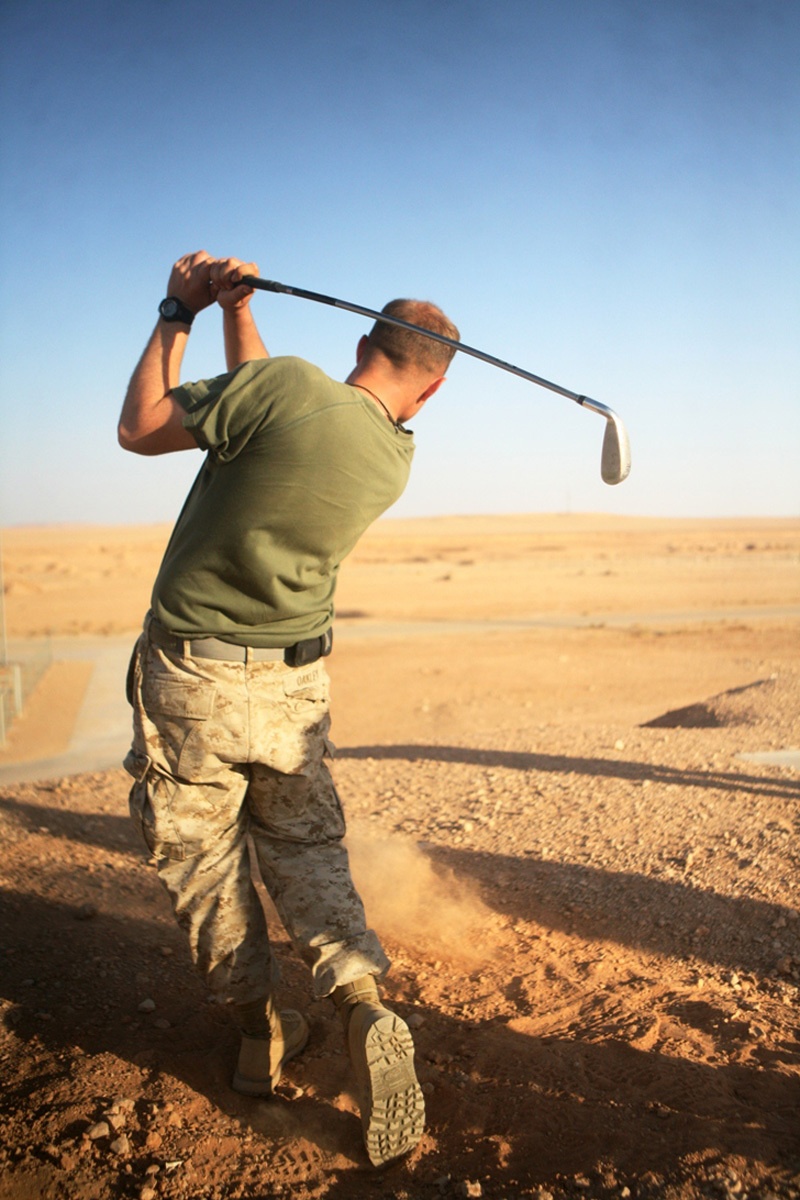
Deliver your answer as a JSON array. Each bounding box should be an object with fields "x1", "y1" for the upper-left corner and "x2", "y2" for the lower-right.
[{"x1": 350, "y1": 381, "x2": 401, "y2": 427}]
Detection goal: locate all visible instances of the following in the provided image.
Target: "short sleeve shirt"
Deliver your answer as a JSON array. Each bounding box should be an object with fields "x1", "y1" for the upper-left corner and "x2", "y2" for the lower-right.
[{"x1": 150, "y1": 357, "x2": 415, "y2": 646}]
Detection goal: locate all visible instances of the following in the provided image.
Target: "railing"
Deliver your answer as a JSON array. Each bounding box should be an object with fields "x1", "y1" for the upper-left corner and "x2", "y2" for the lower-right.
[{"x1": 0, "y1": 640, "x2": 53, "y2": 747}]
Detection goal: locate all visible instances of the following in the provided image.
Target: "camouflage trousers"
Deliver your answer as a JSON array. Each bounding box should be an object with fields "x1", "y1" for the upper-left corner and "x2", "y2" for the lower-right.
[{"x1": 123, "y1": 615, "x2": 389, "y2": 1005}]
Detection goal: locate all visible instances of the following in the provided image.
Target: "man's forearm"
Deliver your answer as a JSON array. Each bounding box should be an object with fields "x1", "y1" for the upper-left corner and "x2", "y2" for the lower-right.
[
  {"x1": 118, "y1": 322, "x2": 196, "y2": 455},
  {"x1": 223, "y1": 305, "x2": 269, "y2": 371}
]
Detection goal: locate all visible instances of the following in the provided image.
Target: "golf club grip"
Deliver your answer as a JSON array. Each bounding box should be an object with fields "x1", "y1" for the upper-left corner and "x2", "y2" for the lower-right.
[{"x1": 240, "y1": 276, "x2": 586, "y2": 405}]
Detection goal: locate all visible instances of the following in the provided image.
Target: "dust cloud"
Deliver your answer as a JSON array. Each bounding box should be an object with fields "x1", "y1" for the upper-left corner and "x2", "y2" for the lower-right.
[{"x1": 345, "y1": 821, "x2": 493, "y2": 965}]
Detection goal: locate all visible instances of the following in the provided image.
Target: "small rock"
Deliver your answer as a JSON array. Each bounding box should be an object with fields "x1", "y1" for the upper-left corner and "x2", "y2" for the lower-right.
[
  {"x1": 459, "y1": 1182, "x2": 483, "y2": 1199},
  {"x1": 407, "y1": 1013, "x2": 425, "y2": 1029},
  {"x1": 85, "y1": 1121, "x2": 110, "y2": 1141},
  {"x1": 145, "y1": 1131, "x2": 162, "y2": 1151},
  {"x1": 614, "y1": 739, "x2": 625, "y2": 751},
  {"x1": 153, "y1": 1018, "x2": 171, "y2": 1030},
  {"x1": 110, "y1": 1134, "x2": 131, "y2": 1156},
  {"x1": 138, "y1": 998, "x2": 156, "y2": 1013},
  {"x1": 159, "y1": 946, "x2": 174, "y2": 957},
  {"x1": 75, "y1": 903, "x2": 98, "y2": 921},
  {"x1": 140, "y1": 1188, "x2": 157, "y2": 1200},
  {"x1": 422, "y1": 1081, "x2": 435, "y2": 1095}
]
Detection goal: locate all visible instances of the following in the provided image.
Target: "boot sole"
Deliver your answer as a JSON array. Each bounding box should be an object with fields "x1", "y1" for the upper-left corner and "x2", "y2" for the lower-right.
[{"x1": 349, "y1": 1007, "x2": 425, "y2": 1167}]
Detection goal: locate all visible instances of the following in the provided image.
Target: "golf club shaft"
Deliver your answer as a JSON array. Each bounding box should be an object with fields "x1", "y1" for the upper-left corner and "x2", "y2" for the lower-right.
[{"x1": 241, "y1": 275, "x2": 600, "y2": 414}]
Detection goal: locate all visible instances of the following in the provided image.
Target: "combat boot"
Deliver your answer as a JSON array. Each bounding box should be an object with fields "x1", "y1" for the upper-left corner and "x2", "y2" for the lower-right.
[
  {"x1": 332, "y1": 975, "x2": 425, "y2": 1167},
  {"x1": 232, "y1": 994, "x2": 309, "y2": 1096}
]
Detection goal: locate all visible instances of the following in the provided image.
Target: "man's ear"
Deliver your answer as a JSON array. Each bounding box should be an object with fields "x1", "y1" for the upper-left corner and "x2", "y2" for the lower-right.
[
  {"x1": 418, "y1": 376, "x2": 446, "y2": 404},
  {"x1": 355, "y1": 334, "x2": 369, "y2": 364},
  {"x1": 402, "y1": 376, "x2": 445, "y2": 422}
]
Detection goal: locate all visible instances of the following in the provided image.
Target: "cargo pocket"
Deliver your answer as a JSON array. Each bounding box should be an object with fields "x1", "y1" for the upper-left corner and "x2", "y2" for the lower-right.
[
  {"x1": 143, "y1": 675, "x2": 217, "y2": 780},
  {"x1": 123, "y1": 749, "x2": 187, "y2": 861}
]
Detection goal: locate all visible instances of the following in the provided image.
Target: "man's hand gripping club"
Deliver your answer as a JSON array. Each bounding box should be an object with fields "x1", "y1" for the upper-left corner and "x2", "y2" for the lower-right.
[{"x1": 118, "y1": 251, "x2": 264, "y2": 456}]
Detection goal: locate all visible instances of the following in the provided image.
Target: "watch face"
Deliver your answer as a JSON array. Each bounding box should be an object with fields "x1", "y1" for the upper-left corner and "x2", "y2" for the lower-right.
[{"x1": 161, "y1": 299, "x2": 178, "y2": 319}]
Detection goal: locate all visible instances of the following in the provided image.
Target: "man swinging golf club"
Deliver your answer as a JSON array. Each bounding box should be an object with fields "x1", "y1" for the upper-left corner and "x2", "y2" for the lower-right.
[{"x1": 118, "y1": 249, "x2": 459, "y2": 1167}]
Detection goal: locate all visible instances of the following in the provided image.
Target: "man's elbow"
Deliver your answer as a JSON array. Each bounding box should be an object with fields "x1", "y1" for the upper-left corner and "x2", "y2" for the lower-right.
[
  {"x1": 117, "y1": 420, "x2": 195, "y2": 456},
  {"x1": 118, "y1": 423, "x2": 160, "y2": 456},
  {"x1": 118, "y1": 423, "x2": 143, "y2": 454}
]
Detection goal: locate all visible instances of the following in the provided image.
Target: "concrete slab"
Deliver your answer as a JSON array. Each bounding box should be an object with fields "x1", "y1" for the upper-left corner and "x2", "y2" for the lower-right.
[
  {"x1": 737, "y1": 749, "x2": 800, "y2": 769},
  {"x1": 0, "y1": 636, "x2": 134, "y2": 786}
]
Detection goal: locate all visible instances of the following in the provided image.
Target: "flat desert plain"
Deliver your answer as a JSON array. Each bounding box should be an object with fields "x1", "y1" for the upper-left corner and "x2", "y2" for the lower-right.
[{"x1": 0, "y1": 514, "x2": 799, "y2": 1200}]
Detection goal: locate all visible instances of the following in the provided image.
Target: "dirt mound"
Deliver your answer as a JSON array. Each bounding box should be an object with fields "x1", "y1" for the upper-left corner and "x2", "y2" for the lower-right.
[{"x1": 642, "y1": 678, "x2": 775, "y2": 729}]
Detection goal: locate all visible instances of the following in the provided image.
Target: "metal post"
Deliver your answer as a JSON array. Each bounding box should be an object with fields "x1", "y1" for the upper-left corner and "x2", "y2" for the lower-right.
[
  {"x1": 12, "y1": 663, "x2": 22, "y2": 715},
  {"x1": 0, "y1": 531, "x2": 6, "y2": 747},
  {"x1": 0, "y1": 528, "x2": 7, "y2": 668}
]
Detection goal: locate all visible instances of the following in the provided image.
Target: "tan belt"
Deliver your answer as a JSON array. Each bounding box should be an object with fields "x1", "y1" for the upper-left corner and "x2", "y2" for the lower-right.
[{"x1": 147, "y1": 616, "x2": 332, "y2": 667}]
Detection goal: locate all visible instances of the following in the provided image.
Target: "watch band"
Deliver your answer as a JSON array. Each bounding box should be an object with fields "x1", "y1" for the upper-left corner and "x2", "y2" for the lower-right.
[{"x1": 158, "y1": 296, "x2": 196, "y2": 326}]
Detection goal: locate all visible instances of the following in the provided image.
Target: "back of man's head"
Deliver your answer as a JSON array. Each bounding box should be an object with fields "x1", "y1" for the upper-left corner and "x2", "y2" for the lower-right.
[{"x1": 366, "y1": 300, "x2": 460, "y2": 376}]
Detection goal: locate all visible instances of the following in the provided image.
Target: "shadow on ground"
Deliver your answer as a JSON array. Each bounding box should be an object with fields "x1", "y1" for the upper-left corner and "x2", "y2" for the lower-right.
[{"x1": 339, "y1": 743, "x2": 800, "y2": 801}]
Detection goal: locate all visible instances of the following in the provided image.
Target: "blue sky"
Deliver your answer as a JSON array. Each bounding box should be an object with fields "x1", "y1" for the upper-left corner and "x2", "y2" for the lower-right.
[{"x1": 1, "y1": 0, "x2": 798, "y2": 525}]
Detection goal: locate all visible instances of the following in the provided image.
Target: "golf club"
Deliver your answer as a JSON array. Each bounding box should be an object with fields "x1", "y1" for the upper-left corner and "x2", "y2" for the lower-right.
[{"x1": 241, "y1": 276, "x2": 632, "y2": 485}]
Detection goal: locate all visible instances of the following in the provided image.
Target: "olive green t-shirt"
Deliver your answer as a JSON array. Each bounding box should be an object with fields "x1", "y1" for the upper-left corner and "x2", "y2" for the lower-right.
[{"x1": 150, "y1": 356, "x2": 415, "y2": 646}]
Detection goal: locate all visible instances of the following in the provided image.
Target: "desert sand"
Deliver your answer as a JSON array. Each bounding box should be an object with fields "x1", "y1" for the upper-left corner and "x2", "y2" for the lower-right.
[{"x1": 0, "y1": 514, "x2": 798, "y2": 1200}]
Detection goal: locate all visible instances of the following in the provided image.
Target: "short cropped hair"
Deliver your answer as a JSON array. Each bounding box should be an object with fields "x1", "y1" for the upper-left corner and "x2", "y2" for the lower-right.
[{"x1": 366, "y1": 299, "x2": 460, "y2": 375}]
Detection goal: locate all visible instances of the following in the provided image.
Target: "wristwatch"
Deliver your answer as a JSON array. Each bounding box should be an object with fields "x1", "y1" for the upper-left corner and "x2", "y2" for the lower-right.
[{"x1": 158, "y1": 296, "x2": 195, "y2": 326}]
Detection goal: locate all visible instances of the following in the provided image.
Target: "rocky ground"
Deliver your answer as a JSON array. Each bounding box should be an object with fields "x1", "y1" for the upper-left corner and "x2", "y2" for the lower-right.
[
  {"x1": 1, "y1": 518, "x2": 798, "y2": 1198},
  {"x1": 1, "y1": 632, "x2": 799, "y2": 1200}
]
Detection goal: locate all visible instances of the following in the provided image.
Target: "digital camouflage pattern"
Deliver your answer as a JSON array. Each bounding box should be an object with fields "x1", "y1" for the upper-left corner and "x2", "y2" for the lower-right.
[{"x1": 124, "y1": 617, "x2": 389, "y2": 1003}]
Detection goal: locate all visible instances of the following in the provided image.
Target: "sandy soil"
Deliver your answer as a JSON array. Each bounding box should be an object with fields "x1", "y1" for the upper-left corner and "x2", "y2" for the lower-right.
[{"x1": 0, "y1": 515, "x2": 798, "y2": 1200}]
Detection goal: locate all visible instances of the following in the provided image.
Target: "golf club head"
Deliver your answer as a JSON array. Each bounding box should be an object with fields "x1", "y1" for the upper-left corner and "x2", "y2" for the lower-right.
[{"x1": 600, "y1": 411, "x2": 632, "y2": 485}]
